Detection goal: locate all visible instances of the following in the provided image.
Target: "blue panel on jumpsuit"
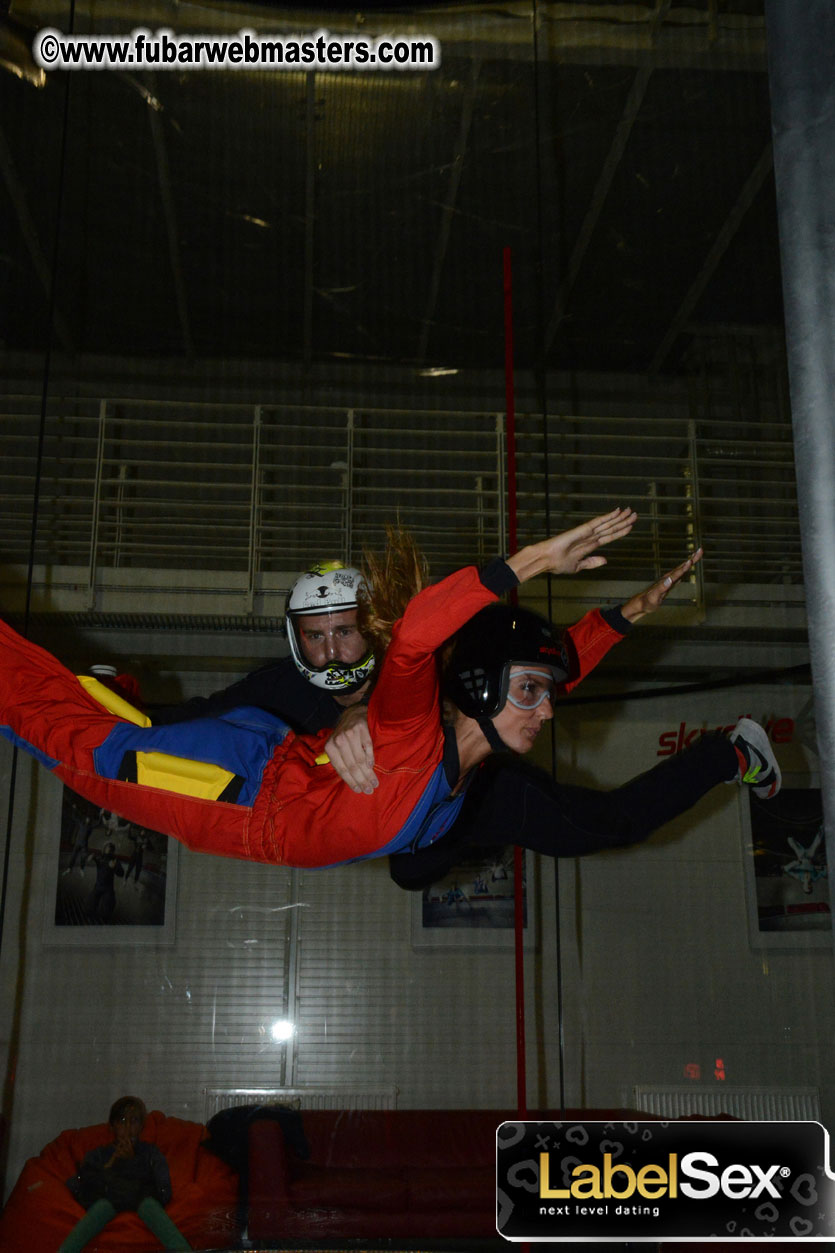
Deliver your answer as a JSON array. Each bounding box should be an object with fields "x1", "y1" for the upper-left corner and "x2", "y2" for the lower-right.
[
  {"x1": 326, "y1": 761, "x2": 468, "y2": 868},
  {"x1": 92, "y1": 706, "x2": 291, "y2": 807}
]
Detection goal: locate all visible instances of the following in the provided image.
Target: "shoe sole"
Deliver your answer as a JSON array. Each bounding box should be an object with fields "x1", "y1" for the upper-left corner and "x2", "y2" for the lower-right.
[{"x1": 730, "y1": 718, "x2": 782, "y2": 799}]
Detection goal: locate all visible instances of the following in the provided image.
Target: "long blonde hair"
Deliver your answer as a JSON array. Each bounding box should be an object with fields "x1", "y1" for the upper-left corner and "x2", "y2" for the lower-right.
[{"x1": 358, "y1": 525, "x2": 429, "y2": 658}]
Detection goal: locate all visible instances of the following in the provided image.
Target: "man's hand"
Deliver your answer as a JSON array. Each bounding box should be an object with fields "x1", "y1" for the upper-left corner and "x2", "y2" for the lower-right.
[
  {"x1": 508, "y1": 508, "x2": 638, "y2": 583},
  {"x1": 325, "y1": 704, "x2": 378, "y2": 794},
  {"x1": 620, "y1": 547, "x2": 703, "y2": 623}
]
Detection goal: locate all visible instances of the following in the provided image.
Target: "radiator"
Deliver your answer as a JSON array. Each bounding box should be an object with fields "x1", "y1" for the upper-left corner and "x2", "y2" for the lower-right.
[
  {"x1": 633, "y1": 1085, "x2": 821, "y2": 1121},
  {"x1": 203, "y1": 1085, "x2": 398, "y2": 1121}
]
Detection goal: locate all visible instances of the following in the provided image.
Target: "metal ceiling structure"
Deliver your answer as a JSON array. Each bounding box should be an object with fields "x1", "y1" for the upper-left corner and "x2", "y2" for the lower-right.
[{"x1": 1, "y1": 0, "x2": 782, "y2": 376}]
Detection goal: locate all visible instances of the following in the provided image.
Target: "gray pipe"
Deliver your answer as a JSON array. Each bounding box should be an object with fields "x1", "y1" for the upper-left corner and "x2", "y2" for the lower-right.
[{"x1": 765, "y1": 0, "x2": 835, "y2": 955}]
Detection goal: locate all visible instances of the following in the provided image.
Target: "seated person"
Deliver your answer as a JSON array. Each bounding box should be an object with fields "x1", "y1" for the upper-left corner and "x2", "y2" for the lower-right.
[{"x1": 60, "y1": 1096, "x2": 190, "y2": 1252}]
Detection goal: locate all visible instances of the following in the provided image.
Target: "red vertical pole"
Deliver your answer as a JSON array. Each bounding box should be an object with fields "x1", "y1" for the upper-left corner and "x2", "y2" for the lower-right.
[{"x1": 503, "y1": 246, "x2": 527, "y2": 1118}]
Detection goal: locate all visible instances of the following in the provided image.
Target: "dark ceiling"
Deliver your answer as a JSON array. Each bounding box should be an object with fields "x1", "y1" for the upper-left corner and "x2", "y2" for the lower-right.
[{"x1": 0, "y1": 0, "x2": 783, "y2": 380}]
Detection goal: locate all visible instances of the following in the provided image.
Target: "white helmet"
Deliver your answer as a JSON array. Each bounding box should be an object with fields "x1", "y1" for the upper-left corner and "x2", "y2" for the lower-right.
[{"x1": 285, "y1": 561, "x2": 375, "y2": 693}]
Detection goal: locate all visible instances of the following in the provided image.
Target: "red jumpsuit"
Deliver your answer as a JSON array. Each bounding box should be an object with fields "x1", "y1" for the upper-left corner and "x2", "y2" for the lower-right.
[{"x1": 0, "y1": 563, "x2": 624, "y2": 868}]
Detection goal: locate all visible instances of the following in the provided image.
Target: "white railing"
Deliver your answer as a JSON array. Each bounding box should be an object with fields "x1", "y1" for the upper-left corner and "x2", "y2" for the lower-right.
[{"x1": 0, "y1": 397, "x2": 801, "y2": 613}]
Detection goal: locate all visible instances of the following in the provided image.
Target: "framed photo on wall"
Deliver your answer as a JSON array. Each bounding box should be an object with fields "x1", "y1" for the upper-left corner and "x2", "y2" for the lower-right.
[
  {"x1": 42, "y1": 784, "x2": 178, "y2": 946},
  {"x1": 740, "y1": 776, "x2": 830, "y2": 950},
  {"x1": 410, "y1": 845, "x2": 537, "y2": 950}
]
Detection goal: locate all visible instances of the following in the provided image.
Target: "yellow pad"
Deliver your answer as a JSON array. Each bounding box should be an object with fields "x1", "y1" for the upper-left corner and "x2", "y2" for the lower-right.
[
  {"x1": 77, "y1": 674, "x2": 237, "y2": 800},
  {"x1": 134, "y1": 751, "x2": 236, "y2": 800},
  {"x1": 77, "y1": 674, "x2": 151, "y2": 727}
]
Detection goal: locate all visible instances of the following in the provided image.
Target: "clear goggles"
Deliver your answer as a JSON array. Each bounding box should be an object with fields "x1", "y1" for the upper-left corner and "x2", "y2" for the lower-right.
[{"x1": 505, "y1": 668, "x2": 559, "y2": 711}]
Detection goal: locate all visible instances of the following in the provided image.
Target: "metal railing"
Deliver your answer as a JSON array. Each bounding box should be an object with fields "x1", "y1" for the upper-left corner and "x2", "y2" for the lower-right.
[
  {"x1": 0, "y1": 396, "x2": 802, "y2": 613},
  {"x1": 514, "y1": 411, "x2": 800, "y2": 581}
]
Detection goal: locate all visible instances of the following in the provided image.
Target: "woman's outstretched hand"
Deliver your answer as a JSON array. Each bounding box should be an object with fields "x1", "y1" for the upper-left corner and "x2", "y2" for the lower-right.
[
  {"x1": 621, "y1": 547, "x2": 703, "y2": 623},
  {"x1": 507, "y1": 507, "x2": 638, "y2": 583}
]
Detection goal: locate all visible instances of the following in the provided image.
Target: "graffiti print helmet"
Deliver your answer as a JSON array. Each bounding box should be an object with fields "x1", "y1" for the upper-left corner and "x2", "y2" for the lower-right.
[{"x1": 285, "y1": 561, "x2": 376, "y2": 693}]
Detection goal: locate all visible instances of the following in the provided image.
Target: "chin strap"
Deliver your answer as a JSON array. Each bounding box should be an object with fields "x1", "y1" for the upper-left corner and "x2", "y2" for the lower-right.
[{"x1": 478, "y1": 717, "x2": 511, "y2": 753}]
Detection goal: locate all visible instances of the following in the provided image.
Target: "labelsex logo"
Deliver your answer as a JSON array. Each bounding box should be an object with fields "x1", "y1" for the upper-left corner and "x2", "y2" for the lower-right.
[
  {"x1": 496, "y1": 1121, "x2": 835, "y2": 1242},
  {"x1": 540, "y1": 1151, "x2": 784, "y2": 1201}
]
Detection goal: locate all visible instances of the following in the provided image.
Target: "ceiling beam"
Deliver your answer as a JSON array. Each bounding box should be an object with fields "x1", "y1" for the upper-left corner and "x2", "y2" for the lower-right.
[
  {"x1": 532, "y1": 2, "x2": 764, "y2": 70},
  {"x1": 649, "y1": 143, "x2": 774, "y2": 375},
  {"x1": 303, "y1": 71, "x2": 317, "y2": 370},
  {"x1": 0, "y1": 118, "x2": 73, "y2": 352},
  {"x1": 545, "y1": 0, "x2": 676, "y2": 352},
  {"x1": 146, "y1": 74, "x2": 194, "y2": 358},
  {"x1": 545, "y1": 62, "x2": 652, "y2": 351},
  {"x1": 416, "y1": 56, "x2": 481, "y2": 365}
]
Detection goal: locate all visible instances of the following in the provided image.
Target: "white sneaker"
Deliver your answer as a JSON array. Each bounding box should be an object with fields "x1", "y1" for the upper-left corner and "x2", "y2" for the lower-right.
[{"x1": 729, "y1": 718, "x2": 781, "y2": 799}]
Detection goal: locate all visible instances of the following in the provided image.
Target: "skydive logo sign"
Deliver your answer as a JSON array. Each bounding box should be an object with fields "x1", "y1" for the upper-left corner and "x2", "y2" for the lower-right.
[{"x1": 496, "y1": 1121, "x2": 835, "y2": 1241}]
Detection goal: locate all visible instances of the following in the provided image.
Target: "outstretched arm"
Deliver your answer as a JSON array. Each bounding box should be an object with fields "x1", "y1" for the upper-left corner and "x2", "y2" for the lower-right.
[
  {"x1": 327, "y1": 511, "x2": 638, "y2": 792},
  {"x1": 506, "y1": 507, "x2": 637, "y2": 584},
  {"x1": 560, "y1": 546, "x2": 704, "y2": 693},
  {"x1": 620, "y1": 547, "x2": 703, "y2": 623},
  {"x1": 369, "y1": 507, "x2": 638, "y2": 754}
]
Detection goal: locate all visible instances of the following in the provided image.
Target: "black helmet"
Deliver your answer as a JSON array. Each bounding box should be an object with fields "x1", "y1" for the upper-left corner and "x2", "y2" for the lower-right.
[{"x1": 444, "y1": 603, "x2": 570, "y2": 720}]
